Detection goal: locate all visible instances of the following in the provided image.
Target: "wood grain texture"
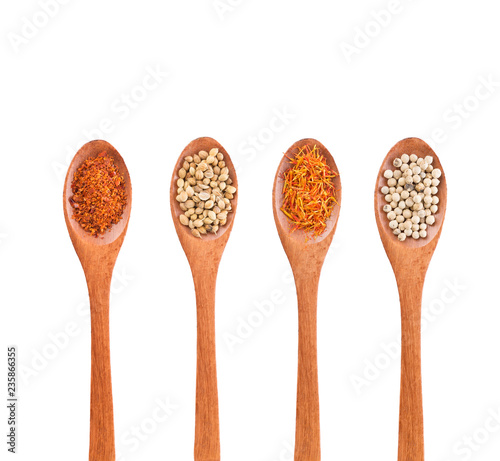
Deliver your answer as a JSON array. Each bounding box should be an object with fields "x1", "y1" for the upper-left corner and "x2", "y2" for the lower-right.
[
  {"x1": 374, "y1": 138, "x2": 447, "y2": 461},
  {"x1": 170, "y1": 137, "x2": 238, "y2": 461},
  {"x1": 272, "y1": 139, "x2": 341, "y2": 461},
  {"x1": 63, "y1": 140, "x2": 132, "y2": 461}
]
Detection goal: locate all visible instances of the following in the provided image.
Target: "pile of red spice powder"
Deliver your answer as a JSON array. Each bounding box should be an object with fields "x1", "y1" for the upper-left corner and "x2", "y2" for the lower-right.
[
  {"x1": 280, "y1": 145, "x2": 338, "y2": 238},
  {"x1": 70, "y1": 152, "x2": 127, "y2": 237}
]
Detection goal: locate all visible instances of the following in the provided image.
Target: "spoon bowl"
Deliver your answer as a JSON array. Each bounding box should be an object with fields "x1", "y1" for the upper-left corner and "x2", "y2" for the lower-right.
[
  {"x1": 272, "y1": 138, "x2": 341, "y2": 461},
  {"x1": 374, "y1": 137, "x2": 447, "y2": 461},
  {"x1": 273, "y1": 138, "x2": 341, "y2": 248},
  {"x1": 63, "y1": 139, "x2": 131, "y2": 461},
  {"x1": 170, "y1": 137, "x2": 238, "y2": 461},
  {"x1": 170, "y1": 137, "x2": 238, "y2": 247},
  {"x1": 375, "y1": 137, "x2": 447, "y2": 250},
  {"x1": 63, "y1": 140, "x2": 132, "y2": 249}
]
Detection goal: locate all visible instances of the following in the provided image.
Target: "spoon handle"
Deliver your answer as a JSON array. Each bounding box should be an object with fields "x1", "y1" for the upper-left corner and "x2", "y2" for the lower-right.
[
  {"x1": 397, "y1": 281, "x2": 424, "y2": 461},
  {"x1": 294, "y1": 272, "x2": 321, "y2": 461},
  {"x1": 193, "y1": 269, "x2": 220, "y2": 461},
  {"x1": 87, "y1": 273, "x2": 115, "y2": 461}
]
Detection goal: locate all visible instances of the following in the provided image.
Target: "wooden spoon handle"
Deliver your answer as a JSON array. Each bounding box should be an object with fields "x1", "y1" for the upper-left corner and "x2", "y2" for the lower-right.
[
  {"x1": 294, "y1": 273, "x2": 321, "y2": 461},
  {"x1": 87, "y1": 275, "x2": 115, "y2": 461},
  {"x1": 397, "y1": 283, "x2": 424, "y2": 461},
  {"x1": 193, "y1": 271, "x2": 220, "y2": 461}
]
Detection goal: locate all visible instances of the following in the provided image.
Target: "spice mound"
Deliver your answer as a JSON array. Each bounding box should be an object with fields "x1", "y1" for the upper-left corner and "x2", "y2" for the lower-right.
[
  {"x1": 280, "y1": 145, "x2": 338, "y2": 239},
  {"x1": 380, "y1": 153, "x2": 442, "y2": 241},
  {"x1": 175, "y1": 148, "x2": 237, "y2": 238},
  {"x1": 69, "y1": 152, "x2": 127, "y2": 237}
]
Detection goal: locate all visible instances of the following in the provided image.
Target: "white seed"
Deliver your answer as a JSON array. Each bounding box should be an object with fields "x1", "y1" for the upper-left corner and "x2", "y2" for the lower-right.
[
  {"x1": 383, "y1": 204, "x2": 392, "y2": 213},
  {"x1": 384, "y1": 169, "x2": 394, "y2": 179},
  {"x1": 387, "y1": 211, "x2": 396, "y2": 220},
  {"x1": 179, "y1": 215, "x2": 189, "y2": 226},
  {"x1": 401, "y1": 154, "x2": 410, "y2": 163},
  {"x1": 412, "y1": 231, "x2": 420, "y2": 239},
  {"x1": 388, "y1": 178, "x2": 397, "y2": 187},
  {"x1": 432, "y1": 168, "x2": 442, "y2": 178},
  {"x1": 430, "y1": 205, "x2": 438, "y2": 214},
  {"x1": 176, "y1": 191, "x2": 188, "y2": 202},
  {"x1": 389, "y1": 220, "x2": 398, "y2": 229},
  {"x1": 381, "y1": 186, "x2": 389, "y2": 194},
  {"x1": 398, "y1": 233, "x2": 407, "y2": 241},
  {"x1": 426, "y1": 215, "x2": 436, "y2": 225}
]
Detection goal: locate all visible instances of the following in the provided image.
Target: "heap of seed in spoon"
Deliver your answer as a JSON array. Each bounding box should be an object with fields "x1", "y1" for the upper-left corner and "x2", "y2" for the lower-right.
[
  {"x1": 176, "y1": 148, "x2": 237, "y2": 238},
  {"x1": 280, "y1": 145, "x2": 338, "y2": 239},
  {"x1": 70, "y1": 152, "x2": 127, "y2": 237},
  {"x1": 381, "y1": 153, "x2": 441, "y2": 241}
]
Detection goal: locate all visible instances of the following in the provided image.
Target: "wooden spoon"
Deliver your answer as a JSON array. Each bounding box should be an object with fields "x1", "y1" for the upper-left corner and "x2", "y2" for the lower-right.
[
  {"x1": 374, "y1": 137, "x2": 447, "y2": 461},
  {"x1": 63, "y1": 140, "x2": 132, "y2": 461},
  {"x1": 170, "y1": 137, "x2": 238, "y2": 461},
  {"x1": 272, "y1": 139, "x2": 342, "y2": 461}
]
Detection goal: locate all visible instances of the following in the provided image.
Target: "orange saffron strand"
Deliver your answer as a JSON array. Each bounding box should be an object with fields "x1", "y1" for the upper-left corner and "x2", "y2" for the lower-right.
[{"x1": 280, "y1": 145, "x2": 338, "y2": 239}]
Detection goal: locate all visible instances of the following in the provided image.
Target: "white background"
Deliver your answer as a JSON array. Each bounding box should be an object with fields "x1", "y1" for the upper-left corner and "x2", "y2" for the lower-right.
[{"x1": 1, "y1": 1, "x2": 499, "y2": 460}]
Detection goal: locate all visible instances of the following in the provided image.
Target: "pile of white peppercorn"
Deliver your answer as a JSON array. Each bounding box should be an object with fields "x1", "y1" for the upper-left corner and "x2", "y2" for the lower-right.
[
  {"x1": 176, "y1": 148, "x2": 237, "y2": 238},
  {"x1": 381, "y1": 153, "x2": 441, "y2": 241}
]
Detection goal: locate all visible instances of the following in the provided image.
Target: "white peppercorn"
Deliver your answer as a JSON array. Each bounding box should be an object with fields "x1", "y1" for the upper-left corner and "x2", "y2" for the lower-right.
[{"x1": 381, "y1": 152, "x2": 441, "y2": 242}]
